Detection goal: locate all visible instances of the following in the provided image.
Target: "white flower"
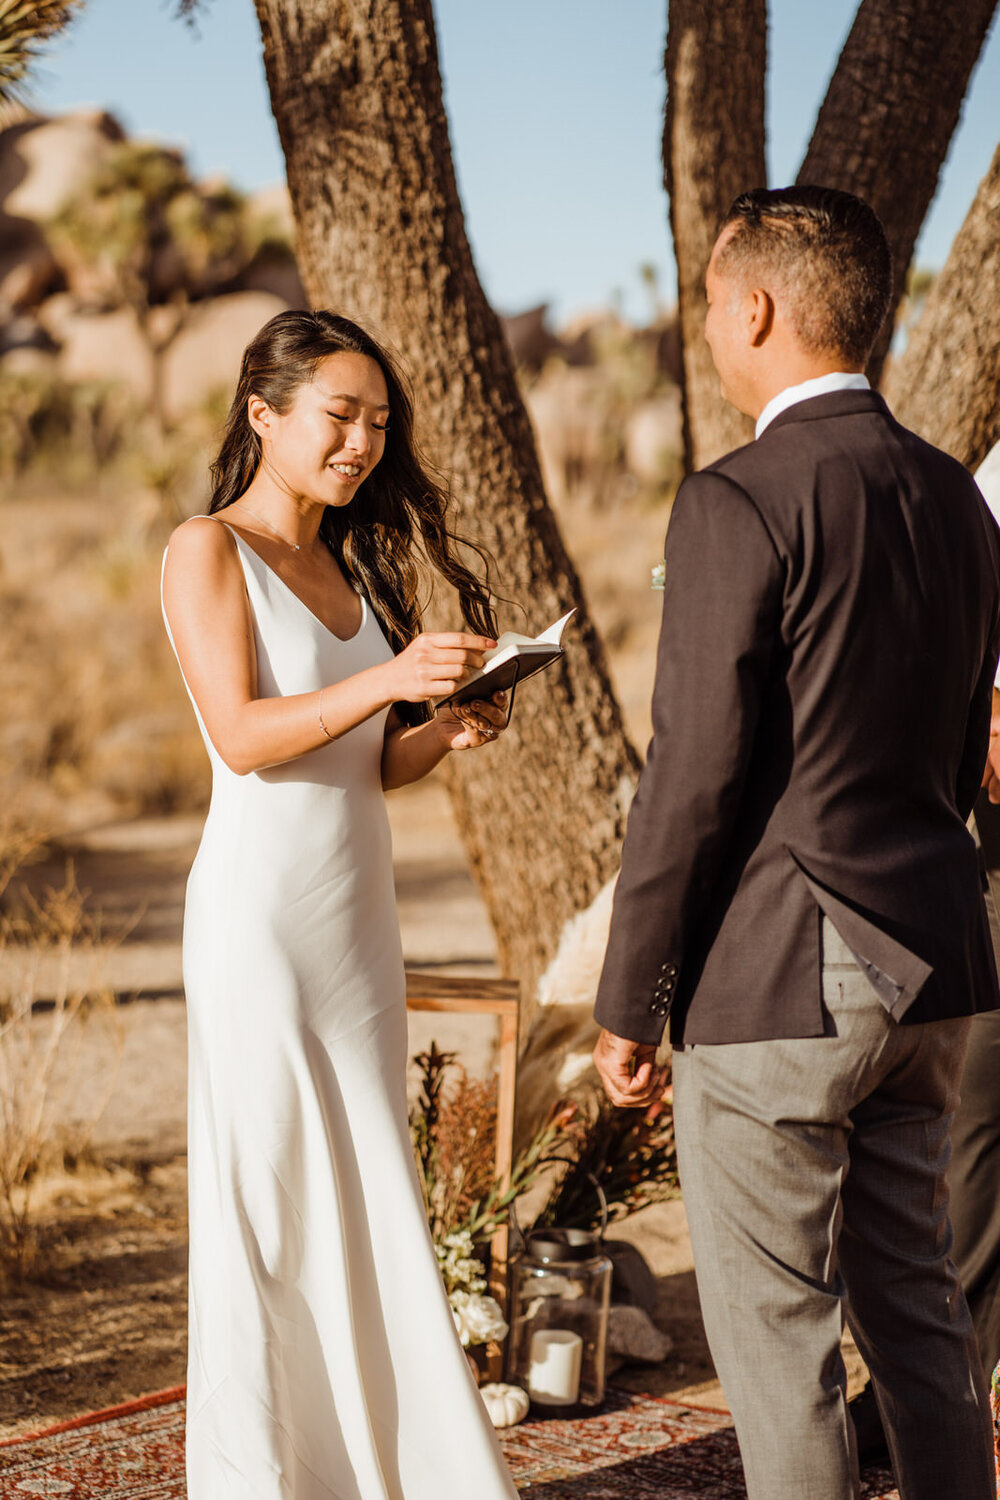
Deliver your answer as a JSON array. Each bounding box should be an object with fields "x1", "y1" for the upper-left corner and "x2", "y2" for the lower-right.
[
  {"x1": 450, "y1": 1290, "x2": 509, "y2": 1347},
  {"x1": 435, "y1": 1234, "x2": 487, "y2": 1296},
  {"x1": 651, "y1": 560, "x2": 666, "y2": 591}
]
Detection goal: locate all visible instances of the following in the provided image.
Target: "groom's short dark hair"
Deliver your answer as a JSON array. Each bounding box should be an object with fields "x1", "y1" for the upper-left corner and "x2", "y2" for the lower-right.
[{"x1": 716, "y1": 186, "x2": 892, "y2": 367}]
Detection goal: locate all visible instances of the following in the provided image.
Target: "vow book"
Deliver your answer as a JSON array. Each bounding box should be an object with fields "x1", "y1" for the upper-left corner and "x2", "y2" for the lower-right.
[{"x1": 439, "y1": 610, "x2": 575, "y2": 709}]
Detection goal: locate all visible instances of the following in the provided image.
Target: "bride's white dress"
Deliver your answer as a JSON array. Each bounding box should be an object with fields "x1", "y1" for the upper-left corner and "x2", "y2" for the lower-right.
[{"x1": 161, "y1": 518, "x2": 518, "y2": 1500}]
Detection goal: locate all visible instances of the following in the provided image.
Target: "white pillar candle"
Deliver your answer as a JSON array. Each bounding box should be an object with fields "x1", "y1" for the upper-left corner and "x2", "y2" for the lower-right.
[{"x1": 527, "y1": 1328, "x2": 583, "y2": 1405}]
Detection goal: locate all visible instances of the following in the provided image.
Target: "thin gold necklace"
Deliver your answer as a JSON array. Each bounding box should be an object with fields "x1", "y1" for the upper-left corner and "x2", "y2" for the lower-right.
[{"x1": 238, "y1": 503, "x2": 304, "y2": 552}]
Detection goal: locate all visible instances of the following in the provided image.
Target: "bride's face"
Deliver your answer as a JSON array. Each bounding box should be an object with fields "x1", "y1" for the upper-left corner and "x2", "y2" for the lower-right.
[{"x1": 254, "y1": 351, "x2": 390, "y2": 507}]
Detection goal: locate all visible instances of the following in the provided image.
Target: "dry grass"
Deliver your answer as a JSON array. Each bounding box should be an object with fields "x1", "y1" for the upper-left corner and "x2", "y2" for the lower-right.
[
  {"x1": 0, "y1": 827, "x2": 127, "y2": 1280},
  {"x1": 0, "y1": 479, "x2": 211, "y2": 831}
]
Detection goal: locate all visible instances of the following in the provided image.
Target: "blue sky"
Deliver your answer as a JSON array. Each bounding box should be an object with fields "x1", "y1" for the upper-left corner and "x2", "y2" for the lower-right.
[{"x1": 32, "y1": 0, "x2": 1000, "y2": 324}]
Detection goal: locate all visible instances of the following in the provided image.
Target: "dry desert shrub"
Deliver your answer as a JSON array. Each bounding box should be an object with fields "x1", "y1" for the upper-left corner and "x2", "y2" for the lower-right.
[
  {"x1": 0, "y1": 494, "x2": 210, "y2": 827},
  {"x1": 0, "y1": 370, "x2": 138, "y2": 487},
  {"x1": 0, "y1": 828, "x2": 125, "y2": 1278}
]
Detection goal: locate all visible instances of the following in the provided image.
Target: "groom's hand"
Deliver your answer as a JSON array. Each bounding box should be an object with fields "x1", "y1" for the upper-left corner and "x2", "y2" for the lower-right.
[{"x1": 593, "y1": 1028, "x2": 669, "y2": 1109}]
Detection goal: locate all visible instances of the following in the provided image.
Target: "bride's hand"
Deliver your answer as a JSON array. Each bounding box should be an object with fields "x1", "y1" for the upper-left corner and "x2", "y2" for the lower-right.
[
  {"x1": 435, "y1": 693, "x2": 508, "y2": 751},
  {"x1": 385, "y1": 632, "x2": 495, "y2": 703}
]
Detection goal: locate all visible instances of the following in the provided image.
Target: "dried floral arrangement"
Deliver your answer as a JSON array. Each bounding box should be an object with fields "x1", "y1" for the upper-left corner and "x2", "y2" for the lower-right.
[
  {"x1": 408, "y1": 1044, "x2": 679, "y2": 1341},
  {"x1": 410, "y1": 1042, "x2": 565, "y2": 1347},
  {"x1": 532, "y1": 1092, "x2": 679, "y2": 1233}
]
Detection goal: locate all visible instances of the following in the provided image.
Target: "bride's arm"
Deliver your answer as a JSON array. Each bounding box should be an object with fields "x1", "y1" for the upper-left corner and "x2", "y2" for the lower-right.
[{"x1": 162, "y1": 519, "x2": 491, "y2": 776}]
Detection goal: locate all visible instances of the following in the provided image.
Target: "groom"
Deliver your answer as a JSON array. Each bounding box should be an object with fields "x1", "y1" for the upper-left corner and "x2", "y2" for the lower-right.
[{"x1": 592, "y1": 186, "x2": 1000, "y2": 1500}]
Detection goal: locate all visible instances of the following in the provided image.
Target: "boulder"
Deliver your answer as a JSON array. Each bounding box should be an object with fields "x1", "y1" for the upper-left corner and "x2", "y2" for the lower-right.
[
  {"x1": 607, "y1": 1304, "x2": 674, "y2": 1365},
  {"x1": 35, "y1": 292, "x2": 79, "y2": 343},
  {"x1": 160, "y1": 291, "x2": 289, "y2": 422},
  {"x1": 0, "y1": 345, "x2": 58, "y2": 379},
  {"x1": 246, "y1": 182, "x2": 296, "y2": 242},
  {"x1": 239, "y1": 185, "x2": 306, "y2": 305},
  {"x1": 0, "y1": 111, "x2": 124, "y2": 318},
  {"x1": 500, "y1": 304, "x2": 561, "y2": 374},
  {"x1": 0, "y1": 109, "x2": 124, "y2": 222},
  {"x1": 623, "y1": 392, "x2": 683, "y2": 486},
  {"x1": 605, "y1": 1240, "x2": 661, "y2": 1315},
  {"x1": 238, "y1": 244, "x2": 307, "y2": 308},
  {"x1": 56, "y1": 305, "x2": 154, "y2": 404},
  {"x1": 0, "y1": 312, "x2": 56, "y2": 357},
  {"x1": 0, "y1": 233, "x2": 59, "y2": 314},
  {"x1": 524, "y1": 365, "x2": 613, "y2": 505}
]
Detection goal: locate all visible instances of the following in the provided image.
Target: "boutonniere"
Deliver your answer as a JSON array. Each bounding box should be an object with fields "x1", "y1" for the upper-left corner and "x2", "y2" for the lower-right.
[{"x1": 651, "y1": 560, "x2": 665, "y2": 591}]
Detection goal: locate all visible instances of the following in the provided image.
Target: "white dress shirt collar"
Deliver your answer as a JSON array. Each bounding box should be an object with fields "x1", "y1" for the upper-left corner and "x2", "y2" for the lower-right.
[
  {"x1": 755, "y1": 371, "x2": 871, "y2": 439},
  {"x1": 974, "y1": 441, "x2": 1000, "y2": 689}
]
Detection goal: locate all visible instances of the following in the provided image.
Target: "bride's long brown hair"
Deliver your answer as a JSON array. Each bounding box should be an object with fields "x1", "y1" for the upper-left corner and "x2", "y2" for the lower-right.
[{"x1": 209, "y1": 310, "x2": 498, "y2": 722}]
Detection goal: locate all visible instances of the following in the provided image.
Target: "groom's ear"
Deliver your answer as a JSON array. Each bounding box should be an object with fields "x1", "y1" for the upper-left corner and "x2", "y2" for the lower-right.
[{"x1": 748, "y1": 288, "x2": 774, "y2": 346}]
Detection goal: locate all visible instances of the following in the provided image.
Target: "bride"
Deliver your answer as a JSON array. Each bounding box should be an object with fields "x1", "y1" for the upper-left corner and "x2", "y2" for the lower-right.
[{"x1": 161, "y1": 309, "x2": 518, "y2": 1499}]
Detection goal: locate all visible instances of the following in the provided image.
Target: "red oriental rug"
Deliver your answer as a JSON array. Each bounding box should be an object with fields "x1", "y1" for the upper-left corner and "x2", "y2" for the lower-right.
[{"x1": 0, "y1": 1386, "x2": 901, "y2": 1498}]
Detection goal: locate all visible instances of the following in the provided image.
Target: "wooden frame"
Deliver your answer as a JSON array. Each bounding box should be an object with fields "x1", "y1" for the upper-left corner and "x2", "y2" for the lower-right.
[{"x1": 405, "y1": 971, "x2": 519, "y2": 1380}]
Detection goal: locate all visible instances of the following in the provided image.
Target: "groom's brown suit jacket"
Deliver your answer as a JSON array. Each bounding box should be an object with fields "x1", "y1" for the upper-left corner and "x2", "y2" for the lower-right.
[{"x1": 595, "y1": 389, "x2": 1000, "y2": 1046}]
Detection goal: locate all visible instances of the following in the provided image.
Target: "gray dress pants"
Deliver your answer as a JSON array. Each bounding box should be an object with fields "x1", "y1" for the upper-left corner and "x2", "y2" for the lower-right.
[{"x1": 671, "y1": 916, "x2": 994, "y2": 1500}]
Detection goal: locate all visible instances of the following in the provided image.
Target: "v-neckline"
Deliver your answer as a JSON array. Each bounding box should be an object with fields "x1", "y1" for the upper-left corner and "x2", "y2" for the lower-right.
[{"x1": 215, "y1": 518, "x2": 366, "y2": 644}]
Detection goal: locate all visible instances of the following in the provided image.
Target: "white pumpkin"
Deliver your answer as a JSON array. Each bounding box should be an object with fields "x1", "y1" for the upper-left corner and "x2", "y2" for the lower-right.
[{"x1": 478, "y1": 1382, "x2": 530, "y2": 1428}]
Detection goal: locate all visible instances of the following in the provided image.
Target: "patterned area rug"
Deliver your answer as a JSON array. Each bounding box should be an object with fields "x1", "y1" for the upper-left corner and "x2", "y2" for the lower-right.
[
  {"x1": 499, "y1": 1390, "x2": 899, "y2": 1499},
  {"x1": 0, "y1": 1386, "x2": 900, "y2": 1498}
]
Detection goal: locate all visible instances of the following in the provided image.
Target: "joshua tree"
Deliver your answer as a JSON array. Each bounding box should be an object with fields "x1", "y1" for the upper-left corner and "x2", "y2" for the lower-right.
[
  {"x1": 0, "y1": 0, "x2": 81, "y2": 115},
  {"x1": 884, "y1": 143, "x2": 1000, "y2": 472},
  {"x1": 48, "y1": 141, "x2": 253, "y2": 438},
  {"x1": 664, "y1": 0, "x2": 999, "y2": 467},
  {"x1": 662, "y1": 0, "x2": 764, "y2": 471}
]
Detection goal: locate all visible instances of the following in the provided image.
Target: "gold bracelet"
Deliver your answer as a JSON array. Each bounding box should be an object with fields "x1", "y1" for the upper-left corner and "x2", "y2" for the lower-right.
[{"x1": 318, "y1": 688, "x2": 334, "y2": 742}]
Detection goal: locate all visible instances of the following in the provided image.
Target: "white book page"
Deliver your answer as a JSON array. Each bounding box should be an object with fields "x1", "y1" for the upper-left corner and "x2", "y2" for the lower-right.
[
  {"x1": 437, "y1": 610, "x2": 575, "y2": 707},
  {"x1": 482, "y1": 609, "x2": 576, "y2": 664}
]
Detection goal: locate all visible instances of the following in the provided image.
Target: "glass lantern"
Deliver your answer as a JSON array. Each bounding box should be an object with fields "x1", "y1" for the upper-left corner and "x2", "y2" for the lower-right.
[{"x1": 507, "y1": 1224, "x2": 612, "y2": 1415}]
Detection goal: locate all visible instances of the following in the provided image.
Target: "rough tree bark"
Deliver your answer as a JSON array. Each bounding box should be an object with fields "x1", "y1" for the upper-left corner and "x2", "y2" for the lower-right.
[
  {"x1": 662, "y1": 0, "x2": 766, "y2": 472},
  {"x1": 252, "y1": 0, "x2": 641, "y2": 1022},
  {"x1": 882, "y1": 143, "x2": 1000, "y2": 472},
  {"x1": 797, "y1": 0, "x2": 998, "y2": 385}
]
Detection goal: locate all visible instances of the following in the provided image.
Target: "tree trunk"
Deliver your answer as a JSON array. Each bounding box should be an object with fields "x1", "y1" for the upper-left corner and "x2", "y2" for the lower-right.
[
  {"x1": 882, "y1": 143, "x2": 1000, "y2": 472},
  {"x1": 252, "y1": 0, "x2": 641, "y2": 1023},
  {"x1": 797, "y1": 0, "x2": 998, "y2": 386},
  {"x1": 662, "y1": 0, "x2": 766, "y2": 472}
]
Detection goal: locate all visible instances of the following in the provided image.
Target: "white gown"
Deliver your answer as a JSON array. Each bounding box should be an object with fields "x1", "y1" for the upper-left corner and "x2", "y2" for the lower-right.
[{"x1": 161, "y1": 519, "x2": 518, "y2": 1500}]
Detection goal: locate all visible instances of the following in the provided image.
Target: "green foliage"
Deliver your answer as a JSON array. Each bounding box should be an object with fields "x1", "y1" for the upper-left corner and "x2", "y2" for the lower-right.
[
  {"x1": 47, "y1": 141, "x2": 254, "y2": 313},
  {"x1": 0, "y1": 368, "x2": 137, "y2": 484},
  {"x1": 0, "y1": 365, "x2": 222, "y2": 513}
]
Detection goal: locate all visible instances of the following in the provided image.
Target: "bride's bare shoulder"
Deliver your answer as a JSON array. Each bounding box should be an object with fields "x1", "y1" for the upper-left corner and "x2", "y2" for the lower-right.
[
  {"x1": 162, "y1": 516, "x2": 246, "y2": 625},
  {"x1": 164, "y1": 514, "x2": 242, "y2": 575},
  {"x1": 167, "y1": 513, "x2": 233, "y2": 555}
]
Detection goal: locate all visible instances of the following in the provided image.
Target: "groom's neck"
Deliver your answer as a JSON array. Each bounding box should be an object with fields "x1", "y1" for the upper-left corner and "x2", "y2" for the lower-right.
[{"x1": 745, "y1": 346, "x2": 865, "y2": 422}]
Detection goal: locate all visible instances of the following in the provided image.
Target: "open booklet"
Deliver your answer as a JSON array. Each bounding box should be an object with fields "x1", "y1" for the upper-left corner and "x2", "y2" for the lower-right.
[{"x1": 437, "y1": 609, "x2": 576, "y2": 710}]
